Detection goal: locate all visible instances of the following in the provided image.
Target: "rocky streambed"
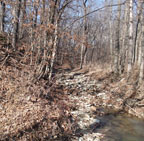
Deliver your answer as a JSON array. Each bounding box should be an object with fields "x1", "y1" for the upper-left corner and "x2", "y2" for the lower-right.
[
  {"x1": 57, "y1": 71, "x2": 104, "y2": 141},
  {"x1": 56, "y1": 69, "x2": 144, "y2": 141}
]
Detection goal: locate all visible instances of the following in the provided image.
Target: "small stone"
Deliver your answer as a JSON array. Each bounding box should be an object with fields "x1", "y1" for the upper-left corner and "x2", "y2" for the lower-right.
[
  {"x1": 0, "y1": 104, "x2": 3, "y2": 110},
  {"x1": 90, "y1": 106, "x2": 96, "y2": 112},
  {"x1": 31, "y1": 96, "x2": 37, "y2": 102},
  {"x1": 97, "y1": 93, "x2": 106, "y2": 96},
  {"x1": 26, "y1": 96, "x2": 31, "y2": 101}
]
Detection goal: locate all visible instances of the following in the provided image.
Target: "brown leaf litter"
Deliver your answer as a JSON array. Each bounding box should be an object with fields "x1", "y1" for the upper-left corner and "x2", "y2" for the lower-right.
[{"x1": 0, "y1": 67, "x2": 76, "y2": 141}]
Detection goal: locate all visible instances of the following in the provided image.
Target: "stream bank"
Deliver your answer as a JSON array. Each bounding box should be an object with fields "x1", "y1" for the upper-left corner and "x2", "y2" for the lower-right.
[
  {"x1": 56, "y1": 68, "x2": 144, "y2": 140},
  {"x1": 99, "y1": 113, "x2": 144, "y2": 141}
]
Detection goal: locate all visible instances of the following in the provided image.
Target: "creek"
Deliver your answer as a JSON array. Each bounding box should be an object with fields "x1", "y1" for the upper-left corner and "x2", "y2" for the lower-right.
[
  {"x1": 57, "y1": 72, "x2": 144, "y2": 141},
  {"x1": 99, "y1": 113, "x2": 144, "y2": 141}
]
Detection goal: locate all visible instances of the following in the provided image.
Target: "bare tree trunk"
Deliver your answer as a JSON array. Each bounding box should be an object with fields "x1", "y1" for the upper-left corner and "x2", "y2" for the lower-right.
[
  {"x1": 33, "y1": 5, "x2": 38, "y2": 28},
  {"x1": 0, "y1": 1, "x2": 5, "y2": 33},
  {"x1": 12, "y1": 4, "x2": 17, "y2": 49},
  {"x1": 12, "y1": 0, "x2": 22, "y2": 49},
  {"x1": 30, "y1": 4, "x2": 34, "y2": 64},
  {"x1": 137, "y1": 1, "x2": 143, "y2": 67},
  {"x1": 36, "y1": 0, "x2": 57, "y2": 80},
  {"x1": 30, "y1": 25, "x2": 34, "y2": 65},
  {"x1": 49, "y1": 20, "x2": 58, "y2": 81},
  {"x1": 114, "y1": 0, "x2": 121, "y2": 74},
  {"x1": 42, "y1": 0, "x2": 47, "y2": 63},
  {"x1": 127, "y1": 0, "x2": 133, "y2": 77},
  {"x1": 19, "y1": 0, "x2": 26, "y2": 39},
  {"x1": 41, "y1": 0, "x2": 46, "y2": 25},
  {"x1": 139, "y1": 1, "x2": 144, "y2": 83},
  {"x1": 138, "y1": 34, "x2": 142, "y2": 66},
  {"x1": 30, "y1": 3, "x2": 39, "y2": 65},
  {"x1": 109, "y1": 0, "x2": 113, "y2": 70},
  {"x1": 80, "y1": 0, "x2": 88, "y2": 69},
  {"x1": 36, "y1": 0, "x2": 46, "y2": 65},
  {"x1": 139, "y1": 37, "x2": 144, "y2": 83},
  {"x1": 133, "y1": 2, "x2": 143, "y2": 65},
  {"x1": 120, "y1": 1, "x2": 129, "y2": 73}
]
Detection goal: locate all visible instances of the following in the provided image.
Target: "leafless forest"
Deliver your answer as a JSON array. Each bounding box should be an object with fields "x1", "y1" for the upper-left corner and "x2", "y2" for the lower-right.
[{"x1": 0, "y1": 0, "x2": 144, "y2": 140}]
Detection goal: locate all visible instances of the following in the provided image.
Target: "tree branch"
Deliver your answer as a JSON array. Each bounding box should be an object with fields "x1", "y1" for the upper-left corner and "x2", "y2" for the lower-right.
[{"x1": 64, "y1": 1, "x2": 126, "y2": 30}]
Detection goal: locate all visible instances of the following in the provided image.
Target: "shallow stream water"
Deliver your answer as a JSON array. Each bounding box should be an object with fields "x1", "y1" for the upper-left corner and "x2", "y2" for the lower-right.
[{"x1": 99, "y1": 114, "x2": 144, "y2": 141}]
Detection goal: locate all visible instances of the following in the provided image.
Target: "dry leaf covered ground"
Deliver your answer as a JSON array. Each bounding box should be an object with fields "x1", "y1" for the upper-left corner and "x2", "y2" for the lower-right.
[
  {"x1": 0, "y1": 62, "x2": 144, "y2": 141},
  {"x1": 0, "y1": 66, "x2": 76, "y2": 141}
]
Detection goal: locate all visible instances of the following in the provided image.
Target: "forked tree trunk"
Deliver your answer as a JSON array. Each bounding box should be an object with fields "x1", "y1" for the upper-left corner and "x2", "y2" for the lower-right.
[
  {"x1": 37, "y1": 0, "x2": 58, "y2": 80},
  {"x1": 49, "y1": 20, "x2": 58, "y2": 81}
]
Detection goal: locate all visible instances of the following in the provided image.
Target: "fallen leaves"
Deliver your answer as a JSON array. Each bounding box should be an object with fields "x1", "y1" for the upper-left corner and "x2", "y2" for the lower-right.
[{"x1": 0, "y1": 66, "x2": 75, "y2": 140}]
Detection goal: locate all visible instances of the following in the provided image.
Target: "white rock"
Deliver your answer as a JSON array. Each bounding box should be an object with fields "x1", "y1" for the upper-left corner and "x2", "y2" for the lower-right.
[
  {"x1": 0, "y1": 104, "x2": 3, "y2": 110},
  {"x1": 97, "y1": 93, "x2": 106, "y2": 97}
]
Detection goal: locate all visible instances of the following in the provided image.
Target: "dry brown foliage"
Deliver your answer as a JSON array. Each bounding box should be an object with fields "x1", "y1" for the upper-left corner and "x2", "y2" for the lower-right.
[
  {"x1": 87, "y1": 66, "x2": 144, "y2": 118},
  {"x1": 0, "y1": 33, "x2": 76, "y2": 140},
  {"x1": 0, "y1": 66, "x2": 76, "y2": 140}
]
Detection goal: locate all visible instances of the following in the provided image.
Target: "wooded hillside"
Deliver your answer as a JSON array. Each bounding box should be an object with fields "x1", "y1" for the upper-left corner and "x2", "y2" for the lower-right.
[{"x1": 0, "y1": 0, "x2": 144, "y2": 140}]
